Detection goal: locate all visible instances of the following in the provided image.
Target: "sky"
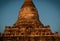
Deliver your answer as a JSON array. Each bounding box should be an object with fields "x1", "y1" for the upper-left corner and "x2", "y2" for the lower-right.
[{"x1": 0, "y1": 0, "x2": 60, "y2": 36}]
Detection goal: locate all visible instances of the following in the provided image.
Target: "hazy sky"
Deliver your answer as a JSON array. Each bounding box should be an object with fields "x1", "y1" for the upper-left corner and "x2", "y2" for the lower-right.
[{"x1": 0, "y1": 0, "x2": 60, "y2": 36}]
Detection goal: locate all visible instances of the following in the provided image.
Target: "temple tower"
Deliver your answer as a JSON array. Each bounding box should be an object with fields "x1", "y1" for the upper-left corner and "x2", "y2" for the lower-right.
[
  {"x1": 14, "y1": 0, "x2": 43, "y2": 28},
  {"x1": 0, "y1": 0, "x2": 60, "y2": 41}
]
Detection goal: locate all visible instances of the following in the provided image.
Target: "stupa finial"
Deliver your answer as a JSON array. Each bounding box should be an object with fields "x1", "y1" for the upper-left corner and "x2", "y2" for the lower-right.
[{"x1": 25, "y1": 0, "x2": 32, "y2": 2}]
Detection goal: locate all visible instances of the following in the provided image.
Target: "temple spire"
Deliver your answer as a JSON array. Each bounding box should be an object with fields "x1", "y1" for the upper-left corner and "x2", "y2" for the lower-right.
[{"x1": 25, "y1": 0, "x2": 32, "y2": 2}]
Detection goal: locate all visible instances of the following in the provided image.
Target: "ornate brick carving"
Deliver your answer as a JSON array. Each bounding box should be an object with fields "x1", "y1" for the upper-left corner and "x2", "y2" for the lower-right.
[{"x1": 0, "y1": 0, "x2": 60, "y2": 41}]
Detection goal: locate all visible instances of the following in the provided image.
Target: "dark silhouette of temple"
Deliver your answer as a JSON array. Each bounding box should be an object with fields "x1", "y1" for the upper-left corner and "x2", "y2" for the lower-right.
[{"x1": 0, "y1": 0, "x2": 60, "y2": 41}]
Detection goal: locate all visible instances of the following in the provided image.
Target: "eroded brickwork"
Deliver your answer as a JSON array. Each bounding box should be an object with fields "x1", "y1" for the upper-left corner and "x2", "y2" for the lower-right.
[{"x1": 0, "y1": 0, "x2": 60, "y2": 41}]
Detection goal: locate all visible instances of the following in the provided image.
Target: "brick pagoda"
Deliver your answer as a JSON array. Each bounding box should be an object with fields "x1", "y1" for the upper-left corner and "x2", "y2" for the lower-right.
[{"x1": 0, "y1": 0, "x2": 60, "y2": 41}]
